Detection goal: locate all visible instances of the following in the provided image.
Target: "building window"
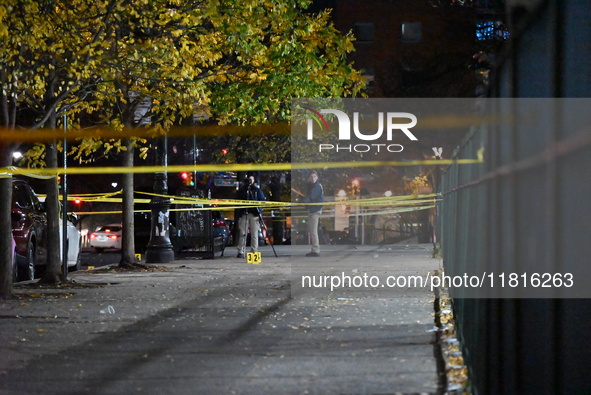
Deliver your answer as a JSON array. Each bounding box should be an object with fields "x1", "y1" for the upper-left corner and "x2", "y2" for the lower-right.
[
  {"x1": 354, "y1": 23, "x2": 375, "y2": 43},
  {"x1": 401, "y1": 22, "x2": 422, "y2": 44}
]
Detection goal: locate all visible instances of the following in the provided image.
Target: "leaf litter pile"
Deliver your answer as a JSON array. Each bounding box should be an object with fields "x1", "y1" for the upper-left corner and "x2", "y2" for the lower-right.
[
  {"x1": 13, "y1": 281, "x2": 108, "y2": 301},
  {"x1": 436, "y1": 284, "x2": 471, "y2": 394},
  {"x1": 88, "y1": 263, "x2": 170, "y2": 274},
  {"x1": 10, "y1": 264, "x2": 167, "y2": 301}
]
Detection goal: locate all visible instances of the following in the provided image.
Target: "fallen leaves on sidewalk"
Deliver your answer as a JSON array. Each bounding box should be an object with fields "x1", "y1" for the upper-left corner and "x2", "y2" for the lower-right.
[
  {"x1": 12, "y1": 281, "x2": 110, "y2": 302},
  {"x1": 87, "y1": 264, "x2": 170, "y2": 274},
  {"x1": 435, "y1": 273, "x2": 471, "y2": 394},
  {"x1": 13, "y1": 291, "x2": 77, "y2": 301}
]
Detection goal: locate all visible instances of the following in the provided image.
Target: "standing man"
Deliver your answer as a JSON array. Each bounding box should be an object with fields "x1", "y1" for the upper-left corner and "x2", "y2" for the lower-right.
[
  {"x1": 303, "y1": 170, "x2": 324, "y2": 257},
  {"x1": 236, "y1": 175, "x2": 266, "y2": 258}
]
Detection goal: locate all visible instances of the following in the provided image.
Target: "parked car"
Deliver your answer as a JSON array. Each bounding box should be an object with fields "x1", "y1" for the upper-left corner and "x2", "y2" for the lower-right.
[
  {"x1": 63, "y1": 212, "x2": 81, "y2": 271},
  {"x1": 11, "y1": 179, "x2": 48, "y2": 281},
  {"x1": 89, "y1": 224, "x2": 122, "y2": 252},
  {"x1": 11, "y1": 235, "x2": 17, "y2": 282},
  {"x1": 12, "y1": 180, "x2": 81, "y2": 281},
  {"x1": 212, "y1": 213, "x2": 233, "y2": 247},
  {"x1": 37, "y1": 196, "x2": 82, "y2": 273}
]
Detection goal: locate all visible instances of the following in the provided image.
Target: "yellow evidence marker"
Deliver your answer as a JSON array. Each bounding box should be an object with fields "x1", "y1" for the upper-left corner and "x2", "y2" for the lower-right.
[{"x1": 247, "y1": 252, "x2": 262, "y2": 264}]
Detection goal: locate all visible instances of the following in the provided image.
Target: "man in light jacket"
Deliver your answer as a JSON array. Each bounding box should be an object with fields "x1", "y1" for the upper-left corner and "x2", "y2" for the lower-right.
[{"x1": 302, "y1": 170, "x2": 324, "y2": 257}]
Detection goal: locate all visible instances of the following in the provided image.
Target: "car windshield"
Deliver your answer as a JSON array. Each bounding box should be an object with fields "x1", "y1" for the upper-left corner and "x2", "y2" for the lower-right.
[{"x1": 97, "y1": 226, "x2": 122, "y2": 232}]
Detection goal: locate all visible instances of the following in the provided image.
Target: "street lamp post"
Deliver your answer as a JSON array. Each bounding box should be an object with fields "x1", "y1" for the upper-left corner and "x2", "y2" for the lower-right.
[
  {"x1": 146, "y1": 135, "x2": 175, "y2": 263},
  {"x1": 351, "y1": 179, "x2": 360, "y2": 242}
]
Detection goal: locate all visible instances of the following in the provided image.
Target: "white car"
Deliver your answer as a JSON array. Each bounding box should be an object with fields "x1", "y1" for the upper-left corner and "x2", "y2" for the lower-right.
[
  {"x1": 89, "y1": 224, "x2": 122, "y2": 252},
  {"x1": 63, "y1": 213, "x2": 82, "y2": 271},
  {"x1": 37, "y1": 196, "x2": 82, "y2": 273}
]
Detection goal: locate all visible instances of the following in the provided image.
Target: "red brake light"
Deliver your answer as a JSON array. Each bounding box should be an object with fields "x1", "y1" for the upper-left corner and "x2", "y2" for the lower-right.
[
  {"x1": 90, "y1": 234, "x2": 96, "y2": 239},
  {"x1": 109, "y1": 235, "x2": 119, "y2": 240}
]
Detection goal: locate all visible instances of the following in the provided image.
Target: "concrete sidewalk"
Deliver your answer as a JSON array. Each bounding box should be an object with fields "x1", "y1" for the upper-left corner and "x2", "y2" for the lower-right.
[{"x1": 0, "y1": 243, "x2": 444, "y2": 395}]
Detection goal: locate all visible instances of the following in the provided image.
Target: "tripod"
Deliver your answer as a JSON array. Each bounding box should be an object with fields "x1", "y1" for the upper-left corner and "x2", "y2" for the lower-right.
[{"x1": 257, "y1": 211, "x2": 278, "y2": 257}]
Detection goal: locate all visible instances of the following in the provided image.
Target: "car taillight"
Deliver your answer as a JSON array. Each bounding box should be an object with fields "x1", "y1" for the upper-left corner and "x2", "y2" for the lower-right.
[
  {"x1": 90, "y1": 234, "x2": 96, "y2": 239},
  {"x1": 213, "y1": 221, "x2": 225, "y2": 227},
  {"x1": 109, "y1": 235, "x2": 119, "y2": 240}
]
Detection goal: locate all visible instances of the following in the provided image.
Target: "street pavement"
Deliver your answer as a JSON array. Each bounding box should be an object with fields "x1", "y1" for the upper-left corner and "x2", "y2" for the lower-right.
[{"x1": 0, "y1": 243, "x2": 444, "y2": 395}]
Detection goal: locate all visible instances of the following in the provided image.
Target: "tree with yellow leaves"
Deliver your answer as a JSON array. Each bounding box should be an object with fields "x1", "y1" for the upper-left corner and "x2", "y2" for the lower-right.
[
  {"x1": 79, "y1": 0, "x2": 365, "y2": 266},
  {"x1": 0, "y1": 0, "x2": 123, "y2": 290},
  {"x1": 0, "y1": 0, "x2": 364, "y2": 296}
]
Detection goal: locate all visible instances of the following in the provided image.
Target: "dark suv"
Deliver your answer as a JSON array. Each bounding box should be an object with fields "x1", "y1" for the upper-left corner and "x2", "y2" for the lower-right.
[{"x1": 11, "y1": 179, "x2": 48, "y2": 281}]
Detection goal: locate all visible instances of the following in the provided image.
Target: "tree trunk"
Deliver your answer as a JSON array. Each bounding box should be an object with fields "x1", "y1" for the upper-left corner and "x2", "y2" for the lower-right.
[
  {"x1": 119, "y1": 139, "x2": 137, "y2": 267},
  {"x1": 38, "y1": 62, "x2": 65, "y2": 284},
  {"x1": 1, "y1": 69, "x2": 17, "y2": 297},
  {"x1": 0, "y1": 143, "x2": 14, "y2": 298},
  {"x1": 40, "y1": 141, "x2": 64, "y2": 284}
]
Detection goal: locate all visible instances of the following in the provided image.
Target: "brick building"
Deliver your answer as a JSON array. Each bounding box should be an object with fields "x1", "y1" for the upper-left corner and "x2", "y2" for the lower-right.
[{"x1": 313, "y1": 0, "x2": 479, "y2": 97}]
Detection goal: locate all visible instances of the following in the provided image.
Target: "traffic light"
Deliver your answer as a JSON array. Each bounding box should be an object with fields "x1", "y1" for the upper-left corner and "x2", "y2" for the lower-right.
[{"x1": 180, "y1": 172, "x2": 194, "y2": 187}]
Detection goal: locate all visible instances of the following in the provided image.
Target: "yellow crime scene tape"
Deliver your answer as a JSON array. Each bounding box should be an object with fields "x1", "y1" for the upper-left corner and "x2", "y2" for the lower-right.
[
  {"x1": 1, "y1": 154, "x2": 483, "y2": 178},
  {"x1": 0, "y1": 123, "x2": 292, "y2": 143},
  {"x1": 58, "y1": 189, "x2": 438, "y2": 207},
  {"x1": 0, "y1": 117, "x2": 486, "y2": 218},
  {"x1": 0, "y1": 111, "x2": 510, "y2": 143},
  {"x1": 3, "y1": 146, "x2": 474, "y2": 216},
  {"x1": 57, "y1": 189, "x2": 439, "y2": 216}
]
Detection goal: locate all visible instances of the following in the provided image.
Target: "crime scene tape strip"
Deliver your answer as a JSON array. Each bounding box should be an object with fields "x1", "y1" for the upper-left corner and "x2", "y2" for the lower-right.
[
  {"x1": 0, "y1": 150, "x2": 484, "y2": 177},
  {"x1": 73, "y1": 204, "x2": 437, "y2": 217},
  {"x1": 61, "y1": 190, "x2": 438, "y2": 208},
  {"x1": 0, "y1": 166, "x2": 56, "y2": 179},
  {"x1": 134, "y1": 191, "x2": 294, "y2": 207},
  {"x1": 290, "y1": 205, "x2": 436, "y2": 219},
  {"x1": 0, "y1": 113, "x2": 509, "y2": 143},
  {"x1": 0, "y1": 123, "x2": 292, "y2": 143},
  {"x1": 68, "y1": 196, "x2": 439, "y2": 216},
  {"x1": 66, "y1": 198, "x2": 437, "y2": 209},
  {"x1": 65, "y1": 189, "x2": 437, "y2": 207}
]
